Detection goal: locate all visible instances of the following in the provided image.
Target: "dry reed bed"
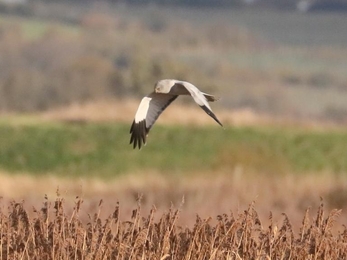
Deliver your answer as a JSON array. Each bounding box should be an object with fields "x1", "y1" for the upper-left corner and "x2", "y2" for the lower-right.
[
  {"x1": 1, "y1": 197, "x2": 346, "y2": 260},
  {"x1": 40, "y1": 99, "x2": 267, "y2": 127},
  {"x1": 39, "y1": 100, "x2": 347, "y2": 130}
]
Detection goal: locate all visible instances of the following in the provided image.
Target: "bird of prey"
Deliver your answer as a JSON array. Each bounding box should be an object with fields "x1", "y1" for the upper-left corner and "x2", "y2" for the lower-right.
[{"x1": 130, "y1": 79, "x2": 223, "y2": 149}]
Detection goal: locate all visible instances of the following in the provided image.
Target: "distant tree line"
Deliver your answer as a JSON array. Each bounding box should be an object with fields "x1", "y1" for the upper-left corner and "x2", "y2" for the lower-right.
[
  {"x1": 2, "y1": 0, "x2": 347, "y2": 12},
  {"x1": 42, "y1": 0, "x2": 347, "y2": 10},
  {"x1": 25, "y1": 0, "x2": 284, "y2": 9}
]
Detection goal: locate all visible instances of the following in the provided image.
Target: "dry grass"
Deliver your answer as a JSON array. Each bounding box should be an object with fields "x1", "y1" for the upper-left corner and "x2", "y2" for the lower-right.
[
  {"x1": 1, "y1": 170, "x2": 347, "y2": 232},
  {"x1": 0, "y1": 195, "x2": 346, "y2": 259},
  {"x1": 39, "y1": 99, "x2": 268, "y2": 127},
  {"x1": 38, "y1": 99, "x2": 345, "y2": 130}
]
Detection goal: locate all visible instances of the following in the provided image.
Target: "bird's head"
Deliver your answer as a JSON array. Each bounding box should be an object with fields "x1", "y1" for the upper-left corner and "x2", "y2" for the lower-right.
[
  {"x1": 154, "y1": 81, "x2": 164, "y2": 93},
  {"x1": 154, "y1": 79, "x2": 175, "y2": 94},
  {"x1": 154, "y1": 86, "x2": 161, "y2": 93}
]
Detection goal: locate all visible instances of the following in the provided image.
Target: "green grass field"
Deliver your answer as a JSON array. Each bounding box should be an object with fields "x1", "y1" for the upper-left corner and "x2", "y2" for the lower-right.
[
  {"x1": 1, "y1": 121, "x2": 346, "y2": 178},
  {"x1": 0, "y1": 14, "x2": 80, "y2": 40},
  {"x1": 1, "y1": 6, "x2": 347, "y2": 177}
]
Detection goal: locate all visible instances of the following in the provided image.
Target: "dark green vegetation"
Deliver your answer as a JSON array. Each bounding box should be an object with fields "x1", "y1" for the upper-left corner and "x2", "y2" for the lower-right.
[{"x1": 0, "y1": 122, "x2": 346, "y2": 177}]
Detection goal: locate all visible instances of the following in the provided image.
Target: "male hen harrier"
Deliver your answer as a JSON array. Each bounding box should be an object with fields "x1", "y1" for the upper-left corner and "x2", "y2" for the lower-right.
[{"x1": 130, "y1": 79, "x2": 223, "y2": 149}]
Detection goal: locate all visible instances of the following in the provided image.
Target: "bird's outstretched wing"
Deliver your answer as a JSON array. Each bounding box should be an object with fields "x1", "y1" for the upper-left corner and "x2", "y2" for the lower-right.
[
  {"x1": 173, "y1": 81, "x2": 223, "y2": 127},
  {"x1": 130, "y1": 92, "x2": 177, "y2": 149}
]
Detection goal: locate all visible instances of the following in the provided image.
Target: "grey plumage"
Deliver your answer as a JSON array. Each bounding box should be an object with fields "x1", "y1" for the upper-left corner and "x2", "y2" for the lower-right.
[{"x1": 130, "y1": 79, "x2": 223, "y2": 149}]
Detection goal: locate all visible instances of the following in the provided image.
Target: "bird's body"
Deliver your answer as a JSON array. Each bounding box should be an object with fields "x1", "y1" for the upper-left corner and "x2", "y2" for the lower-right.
[{"x1": 130, "y1": 79, "x2": 223, "y2": 149}]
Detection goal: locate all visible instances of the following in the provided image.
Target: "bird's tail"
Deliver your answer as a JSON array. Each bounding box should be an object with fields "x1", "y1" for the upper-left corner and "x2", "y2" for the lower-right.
[{"x1": 203, "y1": 93, "x2": 220, "y2": 102}]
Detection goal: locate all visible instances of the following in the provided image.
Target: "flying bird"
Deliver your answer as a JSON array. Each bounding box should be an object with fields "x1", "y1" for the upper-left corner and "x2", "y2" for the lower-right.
[{"x1": 130, "y1": 79, "x2": 223, "y2": 149}]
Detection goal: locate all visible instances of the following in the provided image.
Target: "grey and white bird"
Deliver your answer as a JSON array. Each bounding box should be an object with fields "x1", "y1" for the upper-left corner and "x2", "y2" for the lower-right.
[{"x1": 130, "y1": 79, "x2": 223, "y2": 149}]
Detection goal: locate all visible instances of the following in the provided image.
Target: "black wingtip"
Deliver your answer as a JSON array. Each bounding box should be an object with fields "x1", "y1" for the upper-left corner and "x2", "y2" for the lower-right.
[
  {"x1": 130, "y1": 120, "x2": 149, "y2": 149},
  {"x1": 200, "y1": 105, "x2": 223, "y2": 127}
]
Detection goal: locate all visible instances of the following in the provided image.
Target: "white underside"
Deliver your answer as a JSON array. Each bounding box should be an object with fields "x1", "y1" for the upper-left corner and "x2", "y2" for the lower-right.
[
  {"x1": 179, "y1": 81, "x2": 212, "y2": 110},
  {"x1": 135, "y1": 97, "x2": 151, "y2": 123}
]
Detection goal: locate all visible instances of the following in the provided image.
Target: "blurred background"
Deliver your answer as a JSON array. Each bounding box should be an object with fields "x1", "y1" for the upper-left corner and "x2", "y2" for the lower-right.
[
  {"x1": 1, "y1": 0, "x2": 347, "y2": 120},
  {"x1": 0, "y1": 0, "x2": 347, "y2": 229}
]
